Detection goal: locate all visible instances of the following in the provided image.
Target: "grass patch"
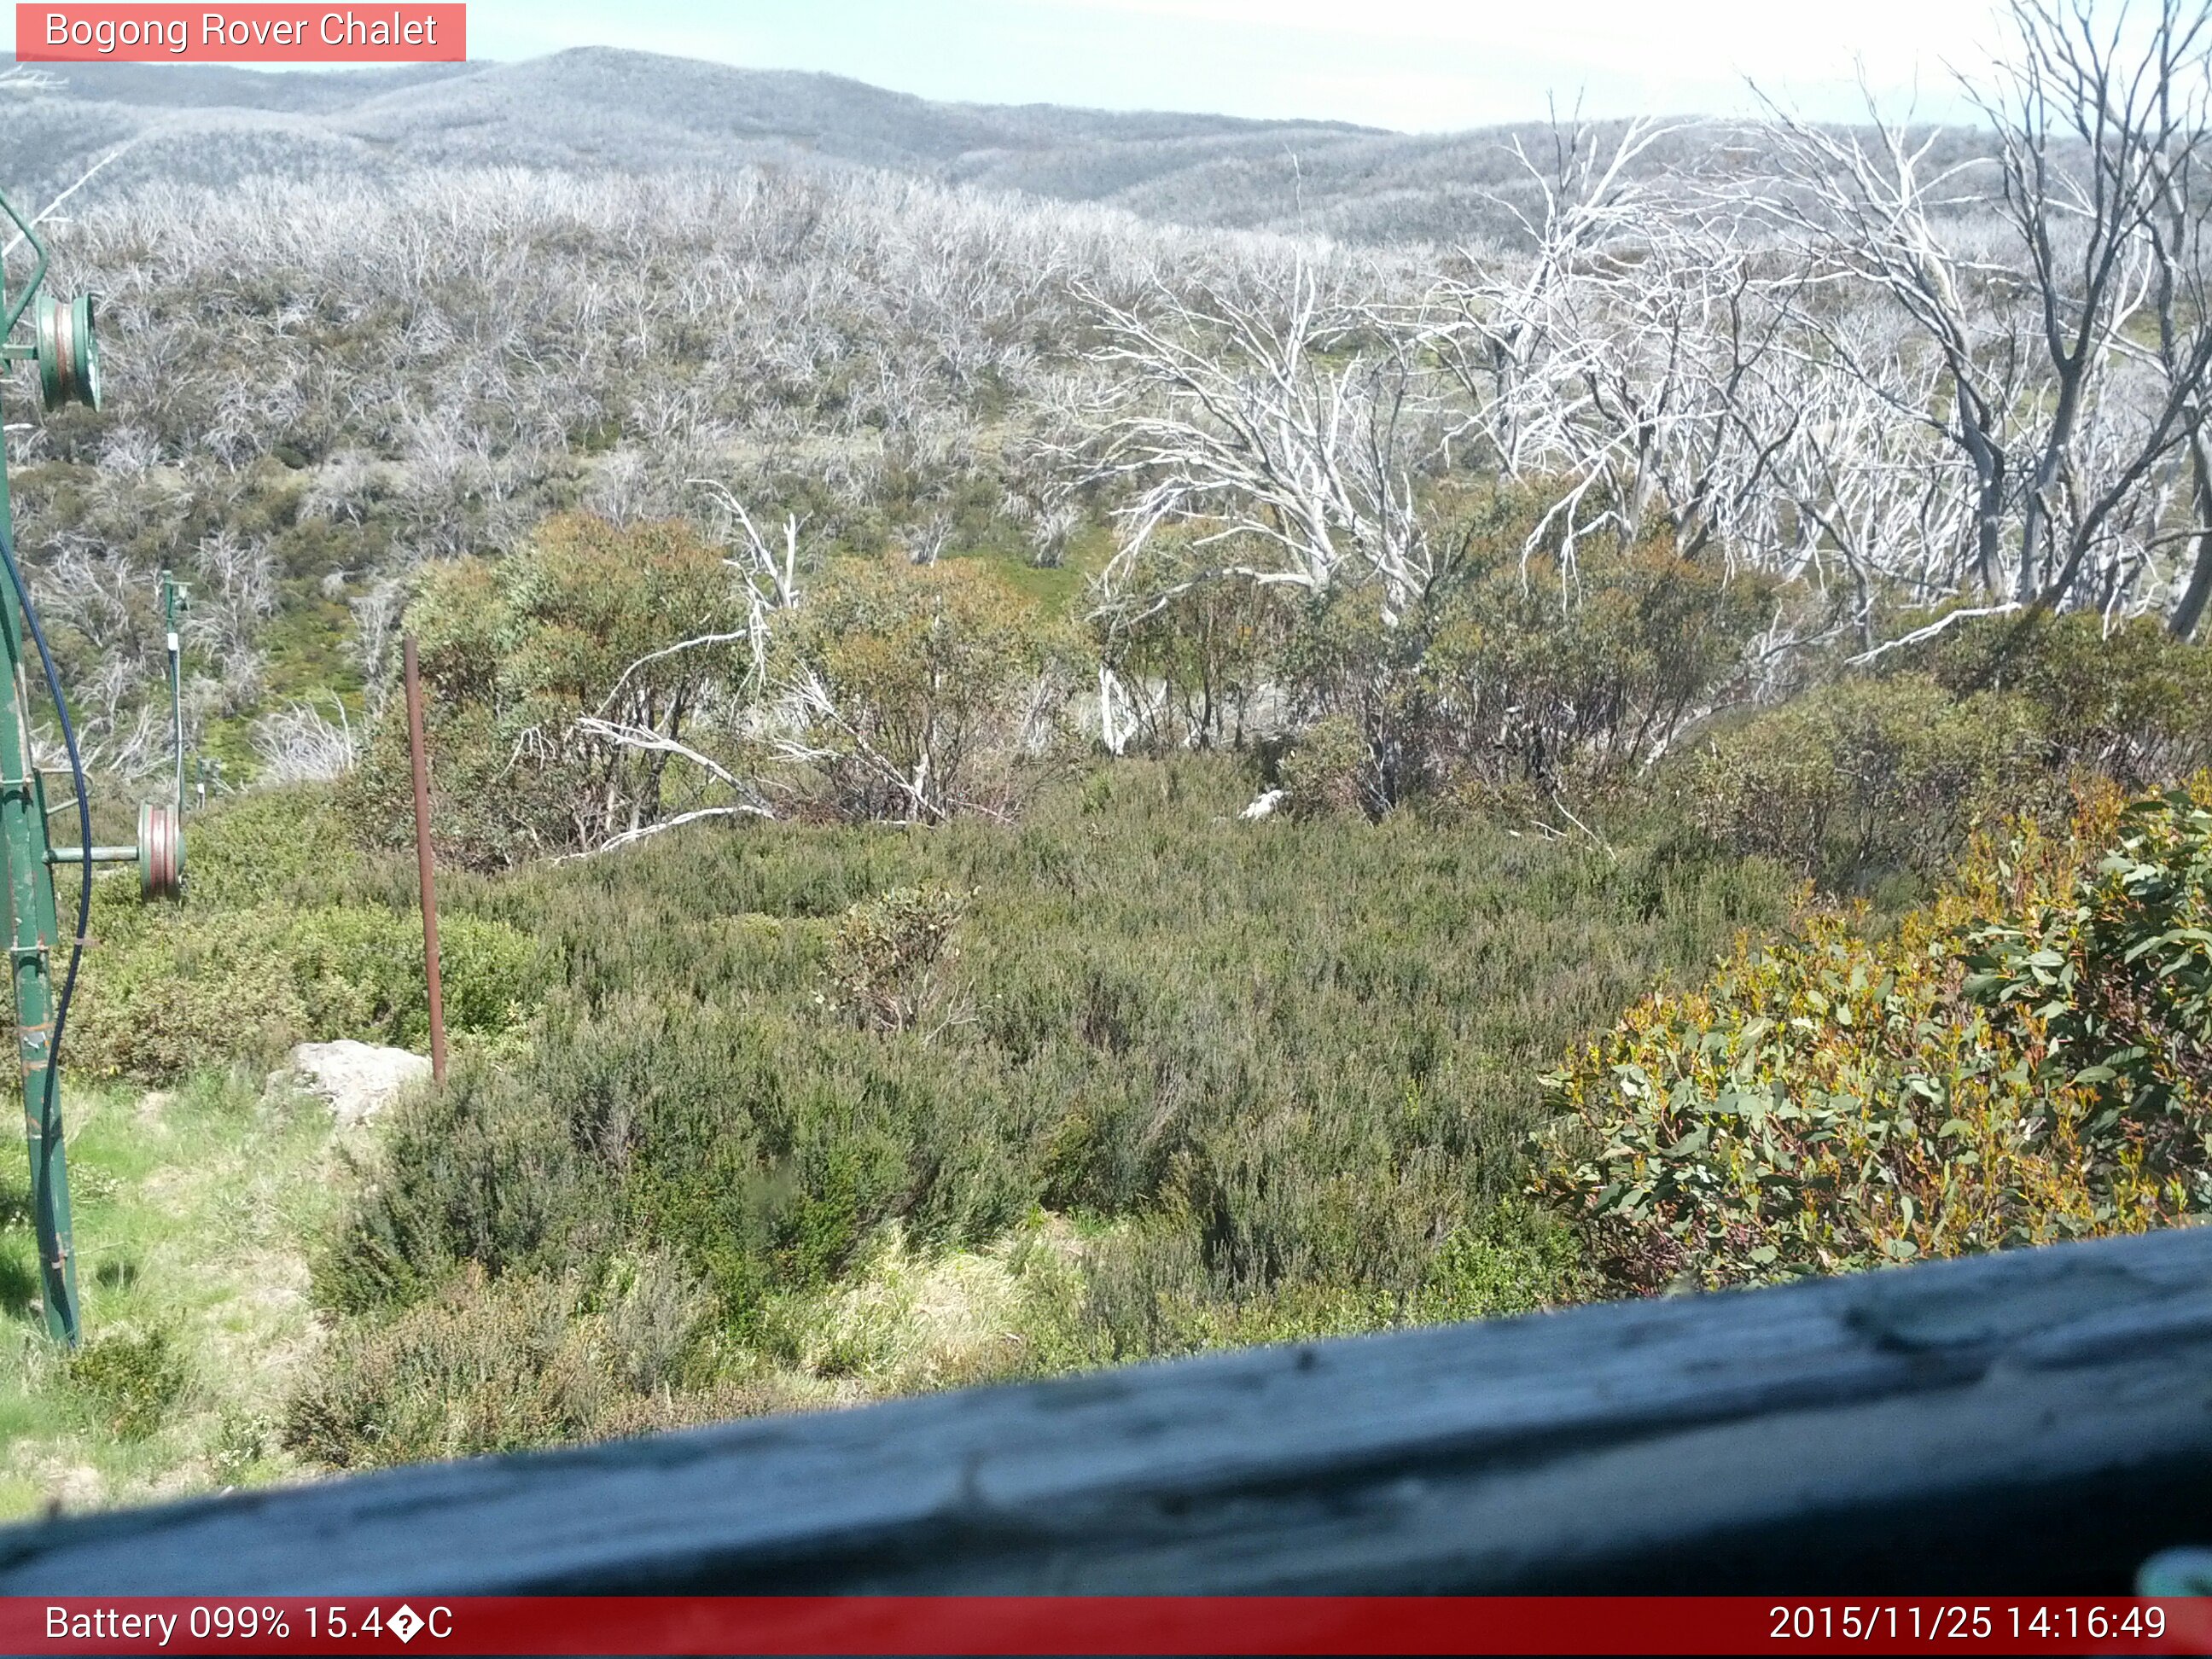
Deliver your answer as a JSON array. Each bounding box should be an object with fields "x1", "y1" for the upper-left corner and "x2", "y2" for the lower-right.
[{"x1": 0, "y1": 1068, "x2": 343, "y2": 1520}]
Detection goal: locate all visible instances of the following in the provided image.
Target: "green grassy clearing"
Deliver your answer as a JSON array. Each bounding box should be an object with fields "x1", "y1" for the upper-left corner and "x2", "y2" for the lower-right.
[{"x1": 0, "y1": 1070, "x2": 342, "y2": 1519}]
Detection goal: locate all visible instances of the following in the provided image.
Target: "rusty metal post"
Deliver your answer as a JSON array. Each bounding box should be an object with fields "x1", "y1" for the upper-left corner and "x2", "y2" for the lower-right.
[{"x1": 402, "y1": 636, "x2": 447, "y2": 1085}]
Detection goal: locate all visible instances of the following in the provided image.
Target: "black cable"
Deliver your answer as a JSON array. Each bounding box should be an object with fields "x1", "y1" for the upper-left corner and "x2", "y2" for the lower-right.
[{"x1": 0, "y1": 526, "x2": 92, "y2": 1215}]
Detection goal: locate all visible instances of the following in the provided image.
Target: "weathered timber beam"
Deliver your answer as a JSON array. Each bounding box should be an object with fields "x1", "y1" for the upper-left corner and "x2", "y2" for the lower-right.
[{"x1": 5, "y1": 1225, "x2": 2212, "y2": 1594}]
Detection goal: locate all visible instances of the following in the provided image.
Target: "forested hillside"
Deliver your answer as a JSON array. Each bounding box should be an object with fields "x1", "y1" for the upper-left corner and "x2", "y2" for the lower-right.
[{"x1": 4, "y1": 2, "x2": 2212, "y2": 1512}]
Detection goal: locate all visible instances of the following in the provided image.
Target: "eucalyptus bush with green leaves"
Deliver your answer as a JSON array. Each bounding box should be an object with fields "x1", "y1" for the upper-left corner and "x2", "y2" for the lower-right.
[
  {"x1": 351, "y1": 513, "x2": 756, "y2": 870},
  {"x1": 1918, "y1": 613, "x2": 2212, "y2": 789},
  {"x1": 1270, "y1": 529, "x2": 1777, "y2": 814},
  {"x1": 1962, "y1": 788, "x2": 2212, "y2": 1124},
  {"x1": 779, "y1": 556, "x2": 1073, "y2": 824},
  {"x1": 1540, "y1": 783, "x2": 2211, "y2": 1295}
]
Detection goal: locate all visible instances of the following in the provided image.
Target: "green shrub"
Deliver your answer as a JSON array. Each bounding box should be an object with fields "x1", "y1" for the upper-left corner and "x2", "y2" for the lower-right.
[
  {"x1": 1278, "y1": 715, "x2": 1377, "y2": 818},
  {"x1": 67, "y1": 1326, "x2": 188, "y2": 1441},
  {"x1": 49, "y1": 782, "x2": 535, "y2": 1083},
  {"x1": 1538, "y1": 783, "x2": 2207, "y2": 1295},
  {"x1": 295, "y1": 1272, "x2": 579, "y2": 1466},
  {"x1": 1920, "y1": 612, "x2": 2212, "y2": 787},
  {"x1": 782, "y1": 556, "x2": 1072, "y2": 823},
  {"x1": 284, "y1": 1266, "x2": 733, "y2": 1470},
  {"x1": 311, "y1": 1057, "x2": 608, "y2": 1315},
  {"x1": 67, "y1": 903, "x2": 535, "y2": 1083},
  {"x1": 1684, "y1": 617, "x2": 2212, "y2": 894},
  {"x1": 310, "y1": 756, "x2": 1788, "y2": 1399},
  {"x1": 320, "y1": 981, "x2": 1045, "y2": 1333},
  {"x1": 1686, "y1": 673, "x2": 2052, "y2": 885},
  {"x1": 68, "y1": 908, "x2": 312, "y2": 1080},
  {"x1": 1020, "y1": 1196, "x2": 1587, "y2": 1370},
  {"x1": 173, "y1": 783, "x2": 367, "y2": 909},
  {"x1": 823, "y1": 884, "x2": 968, "y2": 1033},
  {"x1": 1409, "y1": 1198, "x2": 1592, "y2": 1324},
  {"x1": 280, "y1": 906, "x2": 535, "y2": 1048}
]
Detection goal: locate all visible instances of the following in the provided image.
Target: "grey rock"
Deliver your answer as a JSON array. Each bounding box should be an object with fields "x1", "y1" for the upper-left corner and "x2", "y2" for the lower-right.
[{"x1": 279, "y1": 1039, "x2": 431, "y2": 1127}]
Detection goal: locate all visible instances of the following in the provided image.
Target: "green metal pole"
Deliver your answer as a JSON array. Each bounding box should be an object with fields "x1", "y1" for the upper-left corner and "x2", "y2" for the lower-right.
[
  {"x1": 0, "y1": 394, "x2": 77, "y2": 1348},
  {"x1": 0, "y1": 212, "x2": 77, "y2": 1345},
  {"x1": 162, "y1": 570, "x2": 183, "y2": 820}
]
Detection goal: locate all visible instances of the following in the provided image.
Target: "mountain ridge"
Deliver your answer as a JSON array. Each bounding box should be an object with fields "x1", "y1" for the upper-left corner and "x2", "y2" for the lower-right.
[{"x1": 1, "y1": 45, "x2": 1702, "y2": 244}]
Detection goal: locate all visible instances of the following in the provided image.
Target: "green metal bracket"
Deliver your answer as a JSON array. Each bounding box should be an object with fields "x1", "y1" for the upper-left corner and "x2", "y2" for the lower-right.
[
  {"x1": 162, "y1": 570, "x2": 184, "y2": 822},
  {"x1": 0, "y1": 194, "x2": 49, "y2": 339},
  {"x1": 0, "y1": 192, "x2": 73, "y2": 1345},
  {"x1": 0, "y1": 183, "x2": 173, "y2": 1347}
]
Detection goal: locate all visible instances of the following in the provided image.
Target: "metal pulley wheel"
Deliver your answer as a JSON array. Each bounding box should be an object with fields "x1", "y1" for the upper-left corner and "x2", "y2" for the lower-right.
[
  {"x1": 137, "y1": 802, "x2": 182, "y2": 901},
  {"x1": 36, "y1": 293, "x2": 100, "y2": 413}
]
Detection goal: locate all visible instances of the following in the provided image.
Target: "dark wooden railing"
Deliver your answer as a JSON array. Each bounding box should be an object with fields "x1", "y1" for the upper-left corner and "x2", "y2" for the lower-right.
[{"x1": 4, "y1": 1225, "x2": 2210, "y2": 1594}]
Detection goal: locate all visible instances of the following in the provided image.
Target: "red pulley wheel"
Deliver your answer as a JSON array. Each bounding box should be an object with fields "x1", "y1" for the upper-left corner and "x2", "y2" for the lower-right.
[{"x1": 137, "y1": 802, "x2": 183, "y2": 901}]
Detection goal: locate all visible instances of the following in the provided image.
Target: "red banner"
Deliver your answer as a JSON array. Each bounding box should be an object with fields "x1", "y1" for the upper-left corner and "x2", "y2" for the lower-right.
[
  {"x1": 3, "y1": 1597, "x2": 2209, "y2": 1656},
  {"x1": 15, "y1": 5, "x2": 464, "y2": 61}
]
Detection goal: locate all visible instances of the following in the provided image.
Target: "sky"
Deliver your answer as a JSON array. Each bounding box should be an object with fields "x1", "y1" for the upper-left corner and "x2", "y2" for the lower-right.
[
  {"x1": 457, "y1": 0, "x2": 2007, "y2": 131},
  {"x1": 0, "y1": 0, "x2": 2009, "y2": 131}
]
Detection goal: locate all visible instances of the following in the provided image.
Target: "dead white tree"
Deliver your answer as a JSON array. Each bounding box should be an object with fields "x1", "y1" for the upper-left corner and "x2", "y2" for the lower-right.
[
  {"x1": 540, "y1": 483, "x2": 803, "y2": 857},
  {"x1": 1978, "y1": 0, "x2": 2212, "y2": 614},
  {"x1": 2124, "y1": 0, "x2": 2212, "y2": 635},
  {"x1": 905, "y1": 509, "x2": 955, "y2": 567},
  {"x1": 1749, "y1": 0, "x2": 2212, "y2": 631},
  {"x1": 1470, "y1": 213, "x2": 1816, "y2": 583},
  {"x1": 1028, "y1": 500, "x2": 1080, "y2": 568},
  {"x1": 1, "y1": 138, "x2": 141, "y2": 260},
  {"x1": 769, "y1": 669, "x2": 950, "y2": 824},
  {"x1": 250, "y1": 696, "x2": 358, "y2": 783},
  {"x1": 348, "y1": 579, "x2": 405, "y2": 716},
  {"x1": 687, "y1": 478, "x2": 802, "y2": 693},
  {"x1": 1427, "y1": 114, "x2": 1685, "y2": 483},
  {"x1": 0, "y1": 66, "x2": 61, "y2": 95},
  {"x1": 1082, "y1": 265, "x2": 1448, "y2": 626},
  {"x1": 1768, "y1": 321, "x2": 1985, "y2": 646},
  {"x1": 557, "y1": 716, "x2": 776, "y2": 858}
]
